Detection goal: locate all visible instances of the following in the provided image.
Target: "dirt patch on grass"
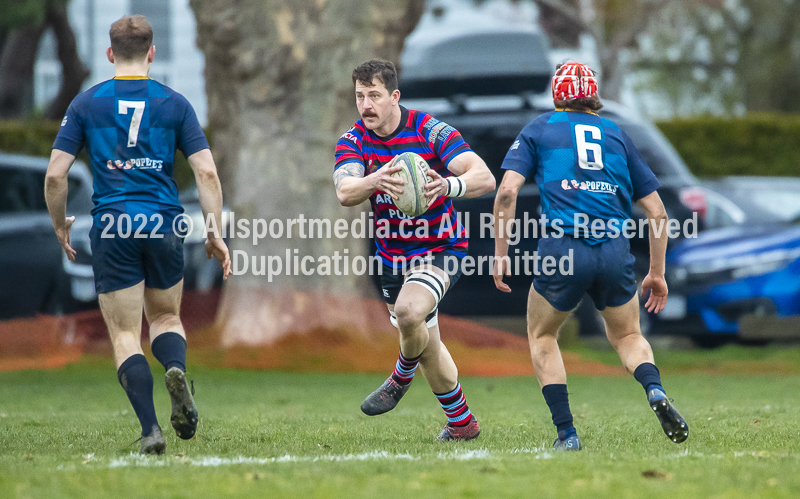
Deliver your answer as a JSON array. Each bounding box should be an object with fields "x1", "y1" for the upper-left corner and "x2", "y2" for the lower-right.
[
  {"x1": 196, "y1": 315, "x2": 624, "y2": 377},
  {"x1": 0, "y1": 315, "x2": 83, "y2": 372}
]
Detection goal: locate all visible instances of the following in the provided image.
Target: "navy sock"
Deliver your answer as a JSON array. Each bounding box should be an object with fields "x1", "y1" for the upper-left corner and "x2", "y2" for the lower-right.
[
  {"x1": 117, "y1": 354, "x2": 159, "y2": 437},
  {"x1": 151, "y1": 332, "x2": 187, "y2": 372},
  {"x1": 542, "y1": 384, "x2": 574, "y2": 434},
  {"x1": 558, "y1": 426, "x2": 577, "y2": 441},
  {"x1": 633, "y1": 362, "x2": 664, "y2": 394}
]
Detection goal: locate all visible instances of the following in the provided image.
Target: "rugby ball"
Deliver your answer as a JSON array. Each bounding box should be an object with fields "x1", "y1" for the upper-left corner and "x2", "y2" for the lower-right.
[{"x1": 392, "y1": 152, "x2": 430, "y2": 217}]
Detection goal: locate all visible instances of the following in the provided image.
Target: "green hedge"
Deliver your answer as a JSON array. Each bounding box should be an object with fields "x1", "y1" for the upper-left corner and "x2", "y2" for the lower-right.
[
  {"x1": 0, "y1": 120, "x2": 198, "y2": 189},
  {"x1": 656, "y1": 114, "x2": 800, "y2": 178},
  {"x1": 0, "y1": 120, "x2": 62, "y2": 158},
  {"x1": 2, "y1": 116, "x2": 799, "y2": 181}
]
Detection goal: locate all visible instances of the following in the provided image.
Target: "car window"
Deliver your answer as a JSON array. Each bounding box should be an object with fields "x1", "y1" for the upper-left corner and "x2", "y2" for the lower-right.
[
  {"x1": 0, "y1": 166, "x2": 84, "y2": 214},
  {"x1": 749, "y1": 190, "x2": 800, "y2": 223},
  {"x1": 603, "y1": 114, "x2": 689, "y2": 183},
  {"x1": 702, "y1": 184, "x2": 783, "y2": 227},
  {"x1": 0, "y1": 168, "x2": 47, "y2": 213},
  {"x1": 703, "y1": 189, "x2": 747, "y2": 229}
]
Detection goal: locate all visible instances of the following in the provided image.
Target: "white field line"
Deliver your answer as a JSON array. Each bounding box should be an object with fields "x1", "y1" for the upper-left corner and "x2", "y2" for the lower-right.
[{"x1": 66, "y1": 447, "x2": 554, "y2": 469}]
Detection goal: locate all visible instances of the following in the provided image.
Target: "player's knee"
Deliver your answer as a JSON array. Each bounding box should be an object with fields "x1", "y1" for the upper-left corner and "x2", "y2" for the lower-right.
[
  {"x1": 110, "y1": 331, "x2": 143, "y2": 360},
  {"x1": 394, "y1": 300, "x2": 427, "y2": 330},
  {"x1": 527, "y1": 323, "x2": 557, "y2": 341},
  {"x1": 148, "y1": 312, "x2": 182, "y2": 332},
  {"x1": 606, "y1": 325, "x2": 642, "y2": 345}
]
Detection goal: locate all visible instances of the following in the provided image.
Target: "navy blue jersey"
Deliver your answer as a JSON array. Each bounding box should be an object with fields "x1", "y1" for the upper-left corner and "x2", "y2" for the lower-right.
[
  {"x1": 501, "y1": 109, "x2": 660, "y2": 244},
  {"x1": 53, "y1": 77, "x2": 209, "y2": 231}
]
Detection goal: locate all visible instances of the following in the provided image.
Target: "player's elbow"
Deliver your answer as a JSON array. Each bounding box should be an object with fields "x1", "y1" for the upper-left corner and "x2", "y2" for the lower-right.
[
  {"x1": 336, "y1": 189, "x2": 356, "y2": 207},
  {"x1": 644, "y1": 201, "x2": 668, "y2": 223},
  {"x1": 194, "y1": 163, "x2": 219, "y2": 187},
  {"x1": 496, "y1": 182, "x2": 518, "y2": 203},
  {"x1": 44, "y1": 170, "x2": 65, "y2": 192},
  {"x1": 470, "y1": 160, "x2": 496, "y2": 196}
]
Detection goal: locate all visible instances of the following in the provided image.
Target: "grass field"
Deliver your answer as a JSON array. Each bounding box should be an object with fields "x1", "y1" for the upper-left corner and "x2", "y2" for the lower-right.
[{"x1": 1, "y1": 348, "x2": 799, "y2": 498}]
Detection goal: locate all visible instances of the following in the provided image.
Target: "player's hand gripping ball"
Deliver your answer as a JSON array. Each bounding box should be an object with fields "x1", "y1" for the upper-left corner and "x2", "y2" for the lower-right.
[{"x1": 392, "y1": 152, "x2": 430, "y2": 217}]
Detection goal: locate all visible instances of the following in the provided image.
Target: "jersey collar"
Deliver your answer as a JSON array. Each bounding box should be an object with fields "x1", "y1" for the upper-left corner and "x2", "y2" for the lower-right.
[
  {"x1": 113, "y1": 76, "x2": 150, "y2": 80},
  {"x1": 369, "y1": 106, "x2": 409, "y2": 141},
  {"x1": 556, "y1": 107, "x2": 600, "y2": 116}
]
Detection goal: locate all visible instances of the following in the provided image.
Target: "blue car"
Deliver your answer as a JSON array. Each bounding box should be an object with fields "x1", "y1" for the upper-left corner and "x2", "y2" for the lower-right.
[{"x1": 650, "y1": 178, "x2": 800, "y2": 346}]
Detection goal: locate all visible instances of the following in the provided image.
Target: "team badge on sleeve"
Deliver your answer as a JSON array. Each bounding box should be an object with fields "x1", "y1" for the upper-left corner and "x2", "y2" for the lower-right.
[{"x1": 423, "y1": 118, "x2": 455, "y2": 149}]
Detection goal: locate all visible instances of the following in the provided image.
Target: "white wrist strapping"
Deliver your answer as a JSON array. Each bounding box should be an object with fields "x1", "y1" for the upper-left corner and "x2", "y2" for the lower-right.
[{"x1": 445, "y1": 176, "x2": 466, "y2": 197}]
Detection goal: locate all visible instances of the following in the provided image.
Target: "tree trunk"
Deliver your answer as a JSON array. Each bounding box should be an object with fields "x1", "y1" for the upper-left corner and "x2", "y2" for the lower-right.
[
  {"x1": 190, "y1": 0, "x2": 424, "y2": 346},
  {"x1": 0, "y1": 25, "x2": 46, "y2": 119},
  {"x1": 44, "y1": 2, "x2": 89, "y2": 120},
  {"x1": 533, "y1": 0, "x2": 674, "y2": 102},
  {"x1": 534, "y1": 0, "x2": 584, "y2": 48}
]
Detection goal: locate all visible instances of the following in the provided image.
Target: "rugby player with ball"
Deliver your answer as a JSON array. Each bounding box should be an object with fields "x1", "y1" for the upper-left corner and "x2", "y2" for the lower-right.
[{"x1": 333, "y1": 59, "x2": 495, "y2": 441}]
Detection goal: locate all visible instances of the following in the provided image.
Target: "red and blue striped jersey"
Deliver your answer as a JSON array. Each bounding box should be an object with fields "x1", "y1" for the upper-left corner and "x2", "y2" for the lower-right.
[{"x1": 334, "y1": 107, "x2": 471, "y2": 265}]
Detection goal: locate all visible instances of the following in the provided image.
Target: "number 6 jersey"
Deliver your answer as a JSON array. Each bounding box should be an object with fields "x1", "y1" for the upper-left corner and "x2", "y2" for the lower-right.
[
  {"x1": 501, "y1": 108, "x2": 660, "y2": 244},
  {"x1": 53, "y1": 77, "x2": 209, "y2": 231}
]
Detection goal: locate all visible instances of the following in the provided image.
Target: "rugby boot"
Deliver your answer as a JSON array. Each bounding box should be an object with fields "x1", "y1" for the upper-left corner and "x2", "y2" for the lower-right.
[
  {"x1": 552, "y1": 434, "x2": 582, "y2": 451},
  {"x1": 360, "y1": 377, "x2": 411, "y2": 416},
  {"x1": 437, "y1": 417, "x2": 481, "y2": 442},
  {"x1": 139, "y1": 425, "x2": 166, "y2": 455},
  {"x1": 165, "y1": 367, "x2": 198, "y2": 439},
  {"x1": 648, "y1": 388, "x2": 689, "y2": 443}
]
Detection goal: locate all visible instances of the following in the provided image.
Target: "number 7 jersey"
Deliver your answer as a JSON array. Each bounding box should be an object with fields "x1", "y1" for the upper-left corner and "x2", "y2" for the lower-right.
[
  {"x1": 501, "y1": 109, "x2": 660, "y2": 244},
  {"x1": 53, "y1": 77, "x2": 209, "y2": 230}
]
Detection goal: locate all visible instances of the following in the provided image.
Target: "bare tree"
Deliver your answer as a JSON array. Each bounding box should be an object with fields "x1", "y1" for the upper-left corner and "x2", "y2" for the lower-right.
[
  {"x1": 0, "y1": 0, "x2": 88, "y2": 119},
  {"x1": 44, "y1": 2, "x2": 89, "y2": 120},
  {"x1": 533, "y1": 0, "x2": 674, "y2": 100},
  {"x1": 0, "y1": 25, "x2": 46, "y2": 118},
  {"x1": 190, "y1": 0, "x2": 425, "y2": 346}
]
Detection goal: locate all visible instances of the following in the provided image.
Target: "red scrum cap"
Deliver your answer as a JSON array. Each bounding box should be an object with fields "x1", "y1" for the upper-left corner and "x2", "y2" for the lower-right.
[{"x1": 551, "y1": 62, "x2": 599, "y2": 101}]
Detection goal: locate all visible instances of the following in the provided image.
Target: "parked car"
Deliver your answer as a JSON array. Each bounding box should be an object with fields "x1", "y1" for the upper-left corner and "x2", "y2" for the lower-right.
[
  {"x1": 0, "y1": 152, "x2": 93, "y2": 319},
  {"x1": 650, "y1": 177, "x2": 800, "y2": 346}
]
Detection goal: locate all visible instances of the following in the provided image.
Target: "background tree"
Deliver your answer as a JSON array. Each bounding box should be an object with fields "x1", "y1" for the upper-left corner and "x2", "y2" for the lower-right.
[
  {"x1": 522, "y1": 0, "x2": 800, "y2": 115},
  {"x1": 0, "y1": 0, "x2": 88, "y2": 119},
  {"x1": 190, "y1": 0, "x2": 425, "y2": 346}
]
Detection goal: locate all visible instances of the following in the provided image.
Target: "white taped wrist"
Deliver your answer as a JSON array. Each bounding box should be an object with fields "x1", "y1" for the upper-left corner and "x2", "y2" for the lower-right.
[{"x1": 445, "y1": 176, "x2": 466, "y2": 197}]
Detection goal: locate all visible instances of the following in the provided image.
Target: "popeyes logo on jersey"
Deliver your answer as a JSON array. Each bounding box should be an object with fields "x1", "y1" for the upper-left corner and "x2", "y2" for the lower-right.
[
  {"x1": 561, "y1": 179, "x2": 618, "y2": 194},
  {"x1": 106, "y1": 157, "x2": 164, "y2": 171}
]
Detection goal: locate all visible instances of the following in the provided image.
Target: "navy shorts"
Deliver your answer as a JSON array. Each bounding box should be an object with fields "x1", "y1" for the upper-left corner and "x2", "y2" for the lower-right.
[
  {"x1": 89, "y1": 224, "x2": 184, "y2": 294},
  {"x1": 379, "y1": 251, "x2": 464, "y2": 305},
  {"x1": 533, "y1": 236, "x2": 637, "y2": 312}
]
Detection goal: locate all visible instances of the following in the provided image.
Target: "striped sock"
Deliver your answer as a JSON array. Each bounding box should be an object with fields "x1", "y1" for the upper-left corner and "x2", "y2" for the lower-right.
[
  {"x1": 435, "y1": 383, "x2": 474, "y2": 427},
  {"x1": 391, "y1": 351, "x2": 421, "y2": 385}
]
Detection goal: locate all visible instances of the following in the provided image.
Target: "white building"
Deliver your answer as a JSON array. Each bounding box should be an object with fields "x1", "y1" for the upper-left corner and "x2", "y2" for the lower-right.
[{"x1": 34, "y1": 0, "x2": 208, "y2": 125}]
